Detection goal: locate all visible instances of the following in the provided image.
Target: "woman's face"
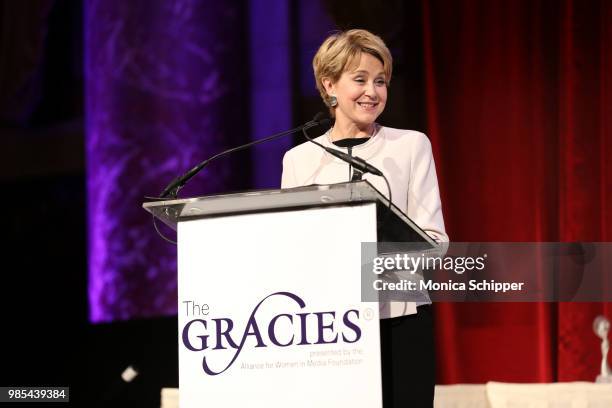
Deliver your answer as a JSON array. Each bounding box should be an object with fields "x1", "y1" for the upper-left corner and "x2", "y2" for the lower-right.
[{"x1": 324, "y1": 53, "x2": 388, "y2": 129}]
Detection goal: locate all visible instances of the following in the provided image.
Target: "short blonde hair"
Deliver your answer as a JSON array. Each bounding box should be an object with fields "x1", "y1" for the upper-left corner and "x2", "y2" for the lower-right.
[{"x1": 312, "y1": 29, "x2": 393, "y2": 112}]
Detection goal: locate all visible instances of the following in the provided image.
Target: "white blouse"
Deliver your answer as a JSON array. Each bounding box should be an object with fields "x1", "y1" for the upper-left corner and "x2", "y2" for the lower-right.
[{"x1": 281, "y1": 125, "x2": 449, "y2": 318}]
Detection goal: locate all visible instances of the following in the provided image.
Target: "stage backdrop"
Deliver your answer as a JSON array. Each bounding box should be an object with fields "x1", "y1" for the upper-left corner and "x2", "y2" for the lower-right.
[
  {"x1": 84, "y1": 0, "x2": 612, "y2": 383},
  {"x1": 85, "y1": 0, "x2": 250, "y2": 321},
  {"x1": 422, "y1": 0, "x2": 612, "y2": 383}
]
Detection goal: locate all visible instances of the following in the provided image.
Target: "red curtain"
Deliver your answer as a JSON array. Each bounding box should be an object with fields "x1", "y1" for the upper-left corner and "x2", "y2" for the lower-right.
[{"x1": 422, "y1": 0, "x2": 612, "y2": 383}]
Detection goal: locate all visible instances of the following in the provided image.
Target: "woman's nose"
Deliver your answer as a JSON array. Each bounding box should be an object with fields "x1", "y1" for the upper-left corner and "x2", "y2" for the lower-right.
[{"x1": 364, "y1": 81, "x2": 378, "y2": 98}]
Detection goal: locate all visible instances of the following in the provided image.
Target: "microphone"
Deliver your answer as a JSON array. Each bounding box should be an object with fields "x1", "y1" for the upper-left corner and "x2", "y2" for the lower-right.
[
  {"x1": 311, "y1": 111, "x2": 332, "y2": 128},
  {"x1": 321, "y1": 148, "x2": 383, "y2": 176},
  {"x1": 158, "y1": 115, "x2": 326, "y2": 198},
  {"x1": 301, "y1": 114, "x2": 383, "y2": 176},
  {"x1": 301, "y1": 114, "x2": 392, "y2": 217}
]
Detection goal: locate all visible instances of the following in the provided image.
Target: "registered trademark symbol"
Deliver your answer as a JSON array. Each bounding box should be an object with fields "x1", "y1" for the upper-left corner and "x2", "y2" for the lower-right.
[{"x1": 363, "y1": 308, "x2": 374, "y2": 320}]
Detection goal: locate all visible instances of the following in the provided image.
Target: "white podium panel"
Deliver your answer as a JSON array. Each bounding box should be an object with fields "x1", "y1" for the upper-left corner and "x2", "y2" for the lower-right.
[{"x1": 177, "y1": 204, "x2": 382, "y2": 407}]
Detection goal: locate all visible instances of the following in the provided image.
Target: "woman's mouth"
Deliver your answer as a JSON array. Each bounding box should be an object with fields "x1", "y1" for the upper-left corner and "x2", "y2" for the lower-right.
[{"x1": 357, "y1": 102, "x2": 378, "y2": 110}]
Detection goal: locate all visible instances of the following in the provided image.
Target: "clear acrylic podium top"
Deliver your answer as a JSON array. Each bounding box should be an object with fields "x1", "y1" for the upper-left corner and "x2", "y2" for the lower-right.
[{"x1": 143, "y1": 180, "x2": 436, "y2": 246}]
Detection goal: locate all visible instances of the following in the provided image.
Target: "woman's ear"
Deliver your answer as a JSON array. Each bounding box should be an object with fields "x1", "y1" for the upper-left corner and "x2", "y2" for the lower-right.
[{"x1": 322, "y1": 78, "x2": 335, "y2": 96}]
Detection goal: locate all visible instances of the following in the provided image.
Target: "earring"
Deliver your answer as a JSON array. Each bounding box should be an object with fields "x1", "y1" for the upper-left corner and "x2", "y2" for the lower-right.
[{"x1": 329, "y1": 95, "x2": 338, "y2": 107}]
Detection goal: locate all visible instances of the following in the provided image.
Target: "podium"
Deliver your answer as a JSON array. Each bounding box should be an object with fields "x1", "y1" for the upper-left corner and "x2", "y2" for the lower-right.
[{"x1": 144, "y1": 181, "x2": 436, "y2": 408}]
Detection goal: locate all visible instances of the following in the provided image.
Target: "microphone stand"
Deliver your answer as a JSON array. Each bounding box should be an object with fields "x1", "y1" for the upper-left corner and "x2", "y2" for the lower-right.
[{"x1": 157, "y1": 120, "x2": 321, "y2": 199}]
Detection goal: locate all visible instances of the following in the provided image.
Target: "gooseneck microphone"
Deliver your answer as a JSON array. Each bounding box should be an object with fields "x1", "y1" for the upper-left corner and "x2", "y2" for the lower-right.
[
  {"x1": 151, "y1": 112, "x2": 391, "y2": 244},
  {"x1": 158, "y1": 116, "x2": 324, "y2": 199},
  {"x1": 301, "y1": 114, "x2": 383, "y2": 176},
  {"x1": 302, "y1": 114, "x2": 393, "y2": 213}
]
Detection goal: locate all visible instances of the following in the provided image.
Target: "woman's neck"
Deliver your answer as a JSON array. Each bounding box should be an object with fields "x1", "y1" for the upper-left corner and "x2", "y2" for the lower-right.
[{"x1": 329, "y1": 120, "x2": 376, "y2": 141}]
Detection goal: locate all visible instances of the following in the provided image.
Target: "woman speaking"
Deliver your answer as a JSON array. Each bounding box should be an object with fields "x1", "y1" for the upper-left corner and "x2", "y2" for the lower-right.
[{"x1": 281, "y1": 29, "x2": 448, "y2": 407}]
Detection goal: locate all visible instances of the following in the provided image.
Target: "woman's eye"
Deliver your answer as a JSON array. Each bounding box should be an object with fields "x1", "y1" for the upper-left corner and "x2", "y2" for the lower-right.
[
  {"x1": 375, "y1": 79, "x2": 386, "y2": 86},
  {"x1": 354, "y1": 78, "x2": 365, "y2": 83}
]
